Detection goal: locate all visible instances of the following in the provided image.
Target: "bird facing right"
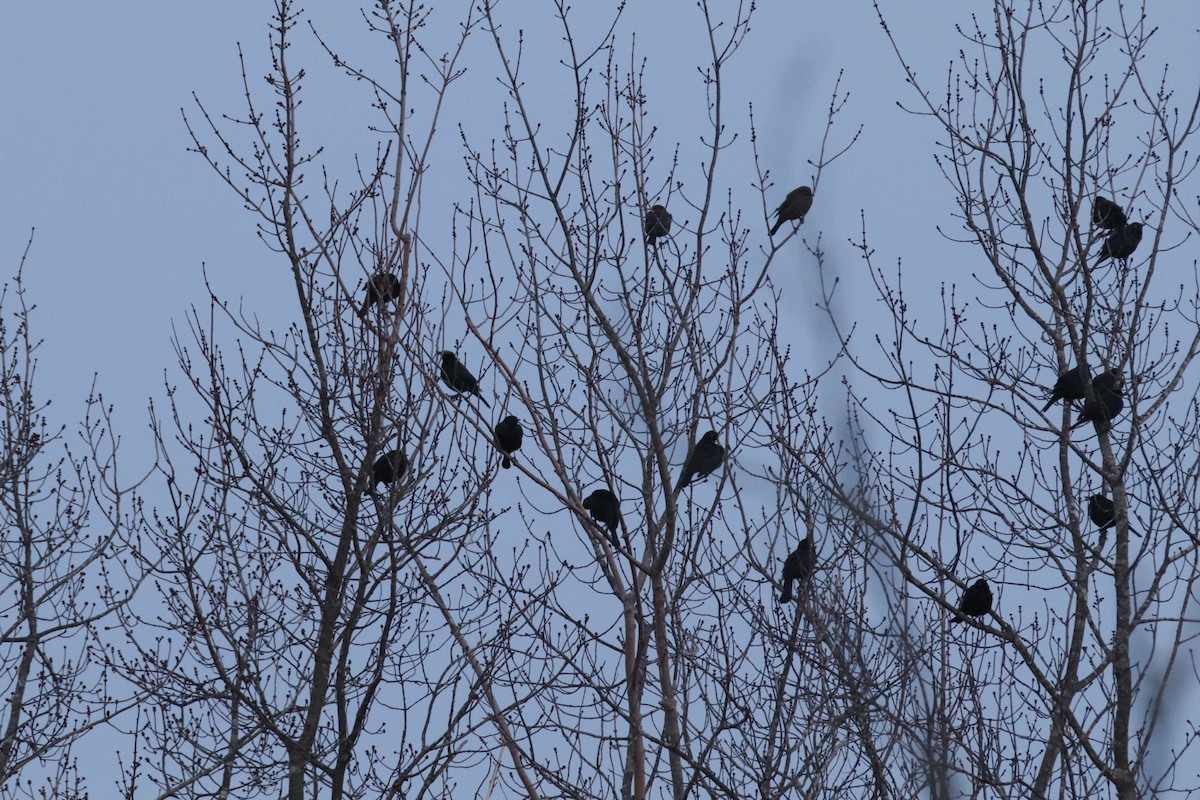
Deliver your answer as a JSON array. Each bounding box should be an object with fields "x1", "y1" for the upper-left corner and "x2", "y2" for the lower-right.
[
  {"x1": 1098, "y1": 222, "x2": 1144, "y2": 262},
  {"x1": 950, "y1": 578, "x2": 993, "y2": 624},
  {"x1": 769, "y1": 186, "x2": 814, "y2": 235},
  {"x1": 1072, "y1": 369, "x2": 1124, "y2": 430},
  {"x1": 675, "y1": 430, "x2": 725, "y2": 491},
  {"x1": 778, "y1": 536, "x2": 816, "y2": 603}
]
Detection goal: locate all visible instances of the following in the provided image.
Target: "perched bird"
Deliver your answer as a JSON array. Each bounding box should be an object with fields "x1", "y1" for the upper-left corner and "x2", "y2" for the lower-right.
[
  {"x1": 362, "y1": 272, "x2": 402, "y2": 313},
  {"x1": 1042, "y1": 364, "x2": 1088, "y2": 412},
  {"x1": 582, "y1": 488, "x2": 621, "y2": 546},
  {"x1": 769, "y1": 186, "x2": 814, "y2": 235},
  {"x1": 439, "y1": 350, "x2": 490, "y2": 406},
  {"x1": 370, "y1": 449, "x2": 408, "y2": 494},
  {"x1": 1072, "y1": 369, "x2": 1124, "y2": 430},
  {"x1": 1092, "y1": 196, "x2": 1127, "y2": 230},
  {"x1": 1098, "y1": 222, "x2": 1144, "y2": 262},
  {"x1": 950, "y1": 578, "x2": 993, "y2": 624},
  {"x1": 778, "y1": 536, "x2": 816, "y2": 603},
  {"x1": 494, "y1": 415, "x2": 523, "y2": 469},
  {"x1": 1088, "y1": 494, "x2": 1115, "y2": 532},
  {"x1": 645, "y1": 205, "x2": 672, "y2": 245},
  {"x1": 675, "y1": 430, "x2": 725, "y2": 491}
]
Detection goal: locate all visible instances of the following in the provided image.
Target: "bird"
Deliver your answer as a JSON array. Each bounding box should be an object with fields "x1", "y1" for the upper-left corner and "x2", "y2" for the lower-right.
[
  {"x1": 645, "y1": 205, "x2": 672, "y2": 245},
  {"x1": 439, "y1": 350, "x2": 490, "y2": 406},
  {"x1": 778, "y1": 536, "x2": 816, "y2": 603},
  {"x1": 370, "y1": 449, "x2": 408, "y2": 494},
  {"x1": 1042, "y1": 364, "x2": 1088, "y2": 412},
  {"x1": 494, "y1": 415, "x2": 523, "y2": 469},
  {"x1": 1072, "y1": 369, "x2": 1123, "y2": 430},
  {"x1": 950, "y1": 578, "x2": 993, "y2": 624},
  {"x1": 1098, "y1": 222, "x2": 1144, "y2": 262},
  {"x1": 1091, "y1": 196, "x2": 1128, "y2": 230},
  {"x1": 675, "y1": 430, "x2": 725, "y2": 491},
  {"x1": 582, "y1": 489, "x2": 621, "y2": 546},
  {"x1": 362, "y1": 272, "x2": 402, "y2": 313},
  {"x1": 769, "y1": 186, "x2": 814, "y2": 235},
  {"x1": 1087, "y1": 494, "x2": 1115, "y2": 532}
]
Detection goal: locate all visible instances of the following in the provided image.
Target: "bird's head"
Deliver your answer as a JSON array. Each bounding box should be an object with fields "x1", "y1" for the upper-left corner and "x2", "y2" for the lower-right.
[{"x1": 700, "y1": 430, "x2": 719, "y2": 443}]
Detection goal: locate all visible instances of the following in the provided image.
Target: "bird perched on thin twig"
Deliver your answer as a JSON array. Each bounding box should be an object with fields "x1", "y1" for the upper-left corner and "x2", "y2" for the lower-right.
[
  {"x1": 778, "y1": 536, "x2": 816, "y2": 603},
  {"x1": 369, "y1": 449, "x2": 408, "y2": 494},
  {"x1": 362, "y1": 273, "x2": 402, "y2": 314},
  {"x1": 675, "y1": 430, "x2": 725, "y2": 491},
  {"x1": 645, "y1": 205, "x2": 672, "y2": 246},
  {"x1": 1088, "y1": 494, "x2": 1115, "y2": 532},
  {"x1": 439, "y1": 350, "x2": 489, "y2": 406},
  {"x1": 769, "y1": 186, "x2": 814, "y2": 235},
  {"x1": 1042, "y1": 364, "x2": 1088, "y2": 412},
  {"x1": 1072, "y1": 369, "x2": 1123, "y2": 430},
  {"x1": 950, "y1": 578, "x2": 993, "y2": 624},
  {"x1": 582, "y1": 488, "x2": 621, "y2": 546},
  {"x1": 1098, "y1": 222, "x2": 1144, "y2": 263},
  {"x1": 494, "y1": 416, "x2": 523, "y2": 469},
  {"x1": 1092, "y1": 196, "x2": 1128, "y2": 230}
]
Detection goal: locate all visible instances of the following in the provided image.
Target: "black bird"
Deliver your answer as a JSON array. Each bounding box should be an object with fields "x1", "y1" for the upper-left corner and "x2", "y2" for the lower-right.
[
  {"x1": 1042, "y1": 364, "x2": 1088, "y2": 412},
  {"x1": 1088, "y1": 494, "x2": 1115, "y2": 532},
  {"x1": 370, "y1": 449, "x2": 408, "y2": 494},
  {"x1": 494, "y1": 415, "x2": 523, "y2": 469},
  {"x1": 645, "y1": 205, "x2": 672, "y2": 245},
  {"x1": 582, "y1": 489, "x2": 621, "y2": 546},
  {"x1": 362, "y1": 272, "x2": 402, "y2": 313},
  {"x1": 675, "y1": 430, "x2": 725, "y2": 491},
  {"x1": 1092, "y1": 196, "x2": 1127, "y2": 230},
  {"x1": 1072, "y1": 369, "x2": 1124, "y2": 430},
  {"x1": 950, "y1": 578, "x2": 993, "y2": 624},
  {"x1": 778, "y1": 536, "x2": 816, "y2": 603},
  {"x1": 439, "y1": 350, "x2": 490, "y2": 406},
  {"x1": 1098, "y1": 222, "x2": 1144, "y2": 262},
  {"x1": 769, "y1": 186, "x2": 814, "y2": 235}
]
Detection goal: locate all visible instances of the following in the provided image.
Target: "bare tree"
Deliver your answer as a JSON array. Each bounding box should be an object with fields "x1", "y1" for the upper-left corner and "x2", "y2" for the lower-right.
[
  {"x1": 0, "y1": 236, "x2": 149, "y2": 799},
  {"x1": 793, "y1": 2, "x2": 1200, "y2": 799}
]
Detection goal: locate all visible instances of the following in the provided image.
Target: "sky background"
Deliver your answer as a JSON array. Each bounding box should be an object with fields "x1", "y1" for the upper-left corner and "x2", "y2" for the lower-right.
[{"x1": 2, "y1": 1, "x2": 1198, "y2": 792}]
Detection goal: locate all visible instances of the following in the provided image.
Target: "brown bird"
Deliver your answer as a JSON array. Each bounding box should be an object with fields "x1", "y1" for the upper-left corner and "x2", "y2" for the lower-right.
[
  {"x1": 950, "y1": 578, "x2": 993, "y2": 624},
  {"x1": 369, "y1": 449, "x2": 408, "y2": 494},
  {"x1": 582, "y1": 488, "x2": 621, "y2": 546},
  {"x1": 769, "y1": 186, "x2": 814, "y2": 235},
  {"x1": 1092, "y1": 196, "x2": 1127, "y2": 230},
  {"x1": 439, "y1": 350, "x2": 490, "y2": 406},
  {"x1": 675, "y1": 430, "x2": 725, "y2": 491},
  {"x1": 494, "y1": 415, "x2": 523, "y2": 469},
  {"x1": 645, "y1": 205, "x2": 672, "y2": 245},
  {"x1": 362, "y1": 273, "x2": 402, "y2": 313},
  {"x1": 778, "y1": 536, "x2": 816, "y2": 603},
  {"x1": 1072, "y1": 369, "x2": 1123, "y2": 430}
]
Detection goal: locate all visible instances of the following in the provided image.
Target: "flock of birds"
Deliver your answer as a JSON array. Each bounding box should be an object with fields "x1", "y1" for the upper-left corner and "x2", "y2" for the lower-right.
[{"x1": 353, "y1": 189, "x2": 1142, "y2": 623}]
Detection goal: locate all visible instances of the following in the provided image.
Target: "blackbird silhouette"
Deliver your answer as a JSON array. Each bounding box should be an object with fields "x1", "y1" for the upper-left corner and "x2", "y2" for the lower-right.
[
  {"x1": 370, "y1": 449, "x2": 408, "y2": 494},
  {"x1": 494, "y1": 415, "x2": 523, "y2": 469},
  {"x1": 675, "y1": 430, "x2": 725, "y2": 491},
  {"x1": 951, "y1": 578, "x2": 993, "y2": 624},
  {"x1": 1072, "y1": 369, "x2": 1123, "y2": 430},
  {"x1": 769, "y1": 186, "x2": 814, "y2": 235},
  {"x1": 645, "y1": 205, "x2": 672, "y2": 245},
  {"x1": 778, "y1": 536, "x2": 816, "y2": 603},
  {"x1": 362, "y1": 272, "x2": 402, "y2": 313},
  {"x1": 1092, "y1": 196, "x2": 1127, "y2": 230},
  {"x1": 1042, "y1": 364, "x2": 1088, "y2": 412},
  {"x1": 1088, "y1": 494, "x2": 1115, "y2": 532},
  {"x1": 439, "y1": 350, "x2": 490, "y2": 406},
  {"x1": 582, "y1": 488, "x2": 621, "y2": 546},
  {"x1": 1098, "y1": 222, "x2": 1144, "y2": 262}
]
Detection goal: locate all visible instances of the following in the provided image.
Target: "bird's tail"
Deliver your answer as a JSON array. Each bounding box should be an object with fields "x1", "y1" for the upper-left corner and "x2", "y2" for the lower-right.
[
  {"x1": 768, "y1": 217, "x2": 783, "y2": 236},
  {"x1": 778, "y1": 582, "x2": 794, "y2": 604},
  {"x1": 502, "y1": 457, "x2": 511, "y2": 469},
  {"x1": 477, "y1": 392, "x2": 491, "y2": 408},
  {"x1": 1041, "y1": 397, "x2": 1057, "y2": 412}
]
